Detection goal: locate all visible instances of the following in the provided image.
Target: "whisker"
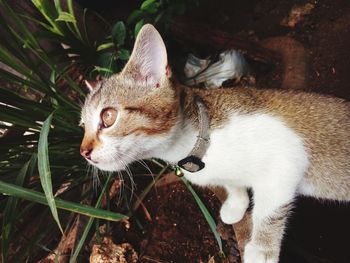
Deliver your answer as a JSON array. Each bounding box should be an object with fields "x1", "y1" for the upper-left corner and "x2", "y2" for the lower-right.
[
  {"x1": 130, "y1": 149, "x2": 158, "y2": 185},
  {"x1": 119, "y1": 150, "x2": 154, "y2": 176},
  {"x1": 113, "y1": 148, "x2": 160, "y2": 203},
  {"x1": 92, "y1": 166, "x2": 101, "y2": 194},
  {"x1": 116, "y1": 170, "x2": 124, "y2": 206},
  {"x1": 121, "y1": 160, "x2": 136, "y2": 204}
]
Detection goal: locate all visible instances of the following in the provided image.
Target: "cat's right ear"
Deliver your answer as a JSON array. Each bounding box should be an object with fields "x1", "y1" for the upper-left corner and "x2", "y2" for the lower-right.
[
  {"x1": 84, "y1": 80, "x2": 101, "y2": 92},
  {"x1": 122, "y1": 24, "x2": 168, "y2": 86}
]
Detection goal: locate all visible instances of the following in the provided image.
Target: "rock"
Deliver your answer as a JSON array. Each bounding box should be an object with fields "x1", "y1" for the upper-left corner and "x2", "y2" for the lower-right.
[{"x1": 90, "y1": 237, "x2": 138, "y2": 263}]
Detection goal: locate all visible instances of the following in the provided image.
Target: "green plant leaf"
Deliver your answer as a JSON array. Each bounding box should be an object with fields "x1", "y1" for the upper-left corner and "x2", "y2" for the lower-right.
[
  {"x1": 117, "y1": 49, "x2": 130, "y2": 60},
  {"x1": 0, "y1": 107, "x2": 41, "y2": 129},
  {"x1": 55, "y1": 11, "x2": 76, "y2": 23},
  {"x1": 20, "y1": 14, "x2": 55, "y2": 32},
  {"x1": 95, "y1": 52, "x2": 117, "y2": 75},
  {"x1": 31, "y1": 0, "x2": 63, "y2": 35},
  {"x1": 0, "y1": 180, "x2": 128, "y2": 221},
  {"x1": 112, "y1": 21, "x2": 126, "y2": 47},
  {"x1": 134, "y1": 19, "x2": 145, "y2": 38},
  {"x1": 97, "y1": 42, "x2": 114, "y2": 51},
  {"x1": 93, "y1": 66, "x2": 114, "y2": 74},
  {"x1": 180, "y1": 176, "x2": 223, "y2": 253},
  {"x1": 37, "y1": 112, "x2": 64, "y2": 234},
  {"x1": 97, "y1": 52, "x2": 114, "y2": 68},
  {"x1": 66, "y1": 0, "x2": 83, "y2": 41},
  {"x1": 141, "y1": 0, "x2": 156, "y2": 10},
  {"x1": 141, "y1": 0, "x2": 160, "y2": 14},
  {"x1": 127, "y1": 10, "x2": 144, "y2": 25}
]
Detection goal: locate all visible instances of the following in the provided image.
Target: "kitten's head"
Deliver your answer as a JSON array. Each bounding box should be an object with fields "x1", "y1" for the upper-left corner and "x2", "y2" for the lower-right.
[{"x1": 80, "y1": 24, "x2": 179, "y2": 171}]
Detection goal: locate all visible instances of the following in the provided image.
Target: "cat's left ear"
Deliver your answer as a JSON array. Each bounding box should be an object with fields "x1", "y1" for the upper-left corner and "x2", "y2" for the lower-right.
[{"x1": 122, "y1": 24, "x2": 168, "y2": 86}]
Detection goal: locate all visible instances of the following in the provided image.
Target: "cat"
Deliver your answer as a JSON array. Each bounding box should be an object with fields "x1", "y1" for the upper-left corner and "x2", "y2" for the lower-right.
[{"x1": 80, "y1": 24, "x2": 350, "y2": 263}]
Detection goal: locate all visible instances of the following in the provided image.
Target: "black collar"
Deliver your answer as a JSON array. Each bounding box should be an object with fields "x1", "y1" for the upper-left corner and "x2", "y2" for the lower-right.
[{"x1": 175, "y1": 97, "x2": 210, "y2": 176}]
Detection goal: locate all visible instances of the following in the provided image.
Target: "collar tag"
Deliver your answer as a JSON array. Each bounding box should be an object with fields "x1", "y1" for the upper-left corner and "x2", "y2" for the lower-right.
[{"x1": 178, "y1": 155, "x2": 205, "y2": 173}]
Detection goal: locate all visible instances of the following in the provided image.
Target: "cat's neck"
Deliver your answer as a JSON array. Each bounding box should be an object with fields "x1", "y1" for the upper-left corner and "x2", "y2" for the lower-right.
[
  {"x1": 148, "y1": 87, "x2": 201, "y2": 163},
  {"x1": 148, "y1": 85, "x2": 258, "y2": 164},
  {"x1": 152, "y1": 120, "x2": 198, "y2": 164}
]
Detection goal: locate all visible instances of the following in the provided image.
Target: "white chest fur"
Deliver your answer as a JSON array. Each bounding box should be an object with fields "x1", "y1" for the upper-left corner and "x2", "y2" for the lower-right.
[{"x1": 182, "y1": 113, "x2": 309, "y2": 191}]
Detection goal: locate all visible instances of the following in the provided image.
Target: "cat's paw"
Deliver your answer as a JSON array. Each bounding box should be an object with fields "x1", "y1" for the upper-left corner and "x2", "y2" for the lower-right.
[
  {"x1": 220, "y1": 200, "x2": 247, "y2": 224},
  {"x1": 244, "y1": 242, "x2": 279, "y2": 263}
]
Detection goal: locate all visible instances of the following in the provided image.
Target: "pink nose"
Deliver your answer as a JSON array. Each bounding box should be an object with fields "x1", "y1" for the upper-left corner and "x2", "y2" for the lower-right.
[{"x1": 80, "y1": 146, "x2": 92, "y2": 160}]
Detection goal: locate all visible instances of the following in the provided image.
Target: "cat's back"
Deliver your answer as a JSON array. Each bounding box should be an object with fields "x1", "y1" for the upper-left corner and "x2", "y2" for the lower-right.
[
  {"x1": 255, "y1": 88, "x2": 350, "y2": 156},
  {"x1": 193, "y1": 87, "x2": 350, "y2": 133}
]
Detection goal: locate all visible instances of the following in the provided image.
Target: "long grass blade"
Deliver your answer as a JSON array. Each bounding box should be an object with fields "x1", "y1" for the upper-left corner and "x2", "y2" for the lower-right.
[
  {"x1": 0, "y1": 180, "x2": 127, "y2": 221},
  {"x1": 180, "y1": 176, "x2": 223, "y2": 253},
  {"x1": 67, "y1": 0, "x2": 83, "y2": 41},
  {"x1": 37, "y1": 112, "x2": 64, "y2": 234},
  {"x1": 1, "y1": 154, "x2": 37, "y2": 262},
  {"x1": 69, "y1": 173, "x2": 114, "y2": 263},
  {"x1": 31, "y1": 0, "x2": 63, "y2": 36}
]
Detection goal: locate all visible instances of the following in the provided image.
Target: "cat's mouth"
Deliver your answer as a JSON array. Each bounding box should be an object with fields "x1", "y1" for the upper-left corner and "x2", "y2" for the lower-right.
[
  {"x1": 85, "y1": 154, "x2": 131, "y2": 172},
  {"x1": 81, "y1": 137, "x2": 146, "y2": 172}
]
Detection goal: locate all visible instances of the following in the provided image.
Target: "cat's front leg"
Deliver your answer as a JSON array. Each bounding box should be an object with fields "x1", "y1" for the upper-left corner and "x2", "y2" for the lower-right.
[
  {"x1": 220, "y1": 186, "x2": 249, "y2": 224},
  {"x1": 244, "y1": 186, "x2": 295, "y2": 263}
]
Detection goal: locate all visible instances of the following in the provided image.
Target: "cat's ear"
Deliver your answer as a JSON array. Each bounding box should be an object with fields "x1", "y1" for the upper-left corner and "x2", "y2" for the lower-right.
[
  {"x1": 84, "y1": 80, "x2": 101, "y2": 92},
  {"x1": 122, "y1": 24, "x2": 168, "y2": 86}
]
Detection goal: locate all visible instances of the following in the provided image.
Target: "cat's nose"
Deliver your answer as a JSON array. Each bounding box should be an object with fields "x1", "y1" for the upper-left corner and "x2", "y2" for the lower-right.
[{"x1": 80, "y1": 146, "x2": 92, "y2": 160}]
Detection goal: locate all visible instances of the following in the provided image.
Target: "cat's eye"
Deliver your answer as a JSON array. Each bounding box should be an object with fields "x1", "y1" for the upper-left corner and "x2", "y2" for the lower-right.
[{"x1": 101, "y1": 108, "x2": 117, "y2": 128}]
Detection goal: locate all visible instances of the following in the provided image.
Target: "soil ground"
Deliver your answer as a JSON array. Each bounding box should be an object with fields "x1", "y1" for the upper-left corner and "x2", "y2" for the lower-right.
[{"x1": 133, "y1": 180, "x2": 239, "y2": 263}]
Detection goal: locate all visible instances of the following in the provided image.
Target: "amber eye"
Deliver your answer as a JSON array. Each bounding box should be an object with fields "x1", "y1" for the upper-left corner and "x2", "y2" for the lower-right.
[{"x1": 101, "y1": 108, "x2": 117, "y2": 128}]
